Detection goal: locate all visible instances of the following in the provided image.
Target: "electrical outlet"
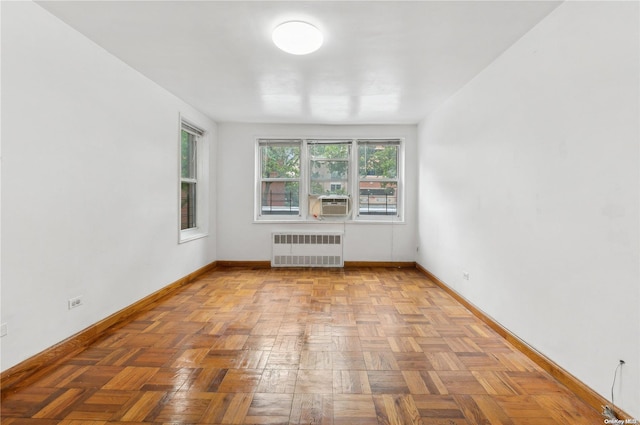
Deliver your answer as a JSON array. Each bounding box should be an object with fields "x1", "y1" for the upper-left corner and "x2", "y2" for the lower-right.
[
  {"x1": 463, "y1": 271, "x2": 470, "y2": 280},
  {"x1": 0, "y1": 323, "x2": 7, "y2": 337},
  {"x1": 68, "y1": 296, "x2": 83, "y2": 310}
]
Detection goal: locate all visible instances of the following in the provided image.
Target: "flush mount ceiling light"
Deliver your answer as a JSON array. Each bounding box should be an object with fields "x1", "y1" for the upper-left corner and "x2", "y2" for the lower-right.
[{"x1": 272, "y1": 21, "x2": 323, "y2": 55}]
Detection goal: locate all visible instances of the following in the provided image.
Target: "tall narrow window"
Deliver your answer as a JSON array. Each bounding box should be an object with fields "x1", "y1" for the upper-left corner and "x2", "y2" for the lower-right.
[
  {"x1": 357, "y1": 140, "x2": 400, "y2": 216},
  {"x1": 179, "y1": 119, "x2": 209, "y2": 243},
  {"x1": 258, "y1": 139, "x2": 301, "y2": 216},
  {"x1": 181, "y1": 126, "x2": 199, "y2": 229}
]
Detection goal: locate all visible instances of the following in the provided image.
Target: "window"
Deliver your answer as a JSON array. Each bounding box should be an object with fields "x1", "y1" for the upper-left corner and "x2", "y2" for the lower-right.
[
  {"x1": 179, "y1": 119, "x2": 208, "y2": 242},
  {"x1": 255, "y1": 138, "x2": 403, "y2": 222},
  {"x1": 308, "y1": 141, "x2": 350, "y2": 196},
  {"x1": 181, "y1": 127, "x2": 198, "y2": 230},
  {"x1": 258, "y1": 140, "x2": 301, "y2": 216},
  {"x1": 357, "y1": 140, "x2": 399, "y2": 216}
]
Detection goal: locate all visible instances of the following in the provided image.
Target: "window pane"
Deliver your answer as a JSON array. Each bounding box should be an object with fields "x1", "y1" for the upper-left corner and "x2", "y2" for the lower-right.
[
  {"x1": 310, "y1": 160, "x2": 348, "y2": 181},
  {"x1": 309, "y1": 143, "x2": 349, "y2": 159},
  {"x1": 181, "y1": 182, "x2": 197, "y2": 229},
  {"x1": 358, "y1": 144, "x2": 398, "y2": 179},
  {"x1": 181, "y1": 130, "x2": 197, "y2": 179},
  {"x1": 359, "y1": 181, "x2": 397, "y2": 215},
  {"x1": 261, "y1": 144, "x2": 300, "y2": 179},
  {"x1": 261, "y1": 181, "x2": 299, "y2": 215},
  {"x1": 310, "y1": 180, "x2": 348, "y2": 196}
]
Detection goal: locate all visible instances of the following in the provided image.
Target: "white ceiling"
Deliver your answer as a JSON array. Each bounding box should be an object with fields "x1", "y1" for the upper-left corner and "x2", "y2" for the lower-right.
[{"x1": 37, "y1": 1, "x2": 561, "y2": 125}]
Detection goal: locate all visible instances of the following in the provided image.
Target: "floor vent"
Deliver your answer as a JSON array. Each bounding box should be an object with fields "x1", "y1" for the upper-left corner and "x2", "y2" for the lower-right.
[{"x1": 272, "y1": 233, "x2": 344, "y2": 267}]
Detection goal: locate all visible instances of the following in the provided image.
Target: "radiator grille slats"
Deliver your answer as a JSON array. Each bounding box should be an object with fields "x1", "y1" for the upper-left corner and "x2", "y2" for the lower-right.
[
  {"x1": 274, "y1": 234, "x2": 341, "y2": 245},
  {"x1": 271, "y1": 233, "x2": 344, "y2": 268},
  {"x1": 273, "y1": 255, "x2": 342, "y2": 266}
]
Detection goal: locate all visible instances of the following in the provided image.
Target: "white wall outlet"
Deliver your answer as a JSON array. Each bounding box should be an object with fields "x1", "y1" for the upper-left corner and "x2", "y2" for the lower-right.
[
  {"x1": 463, "y1": 271, "x2": 470, "y2": 280},
  {"x1": 68, "y1": 296, "x2": 83, "y2": 310},
  {"x1": 0, "y1": 323, "x2": 7, "y2": 337}
]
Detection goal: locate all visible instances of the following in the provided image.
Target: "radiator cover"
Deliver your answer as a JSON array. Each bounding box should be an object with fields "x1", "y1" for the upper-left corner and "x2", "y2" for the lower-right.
[{"x1": 271, "y1": 232, "x2": 344, "y2": 267}]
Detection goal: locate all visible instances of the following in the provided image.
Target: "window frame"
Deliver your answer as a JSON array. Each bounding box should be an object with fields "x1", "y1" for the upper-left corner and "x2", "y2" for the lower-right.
[
  {"x1": 179, "y1": 117, "x2": 209, "y2": 243},
  {"x1": 257, "y1": 139, "x2": 303, "y2": 218},
  {"x1": 355, "y1": 139, "x2": 402, "y2": 221},
  {"x1": 254, "y1": 137, "x2": 404, "y2": 223},
  {"x1": 307, "y1": 139, "x2": 351, "y2": 197}
]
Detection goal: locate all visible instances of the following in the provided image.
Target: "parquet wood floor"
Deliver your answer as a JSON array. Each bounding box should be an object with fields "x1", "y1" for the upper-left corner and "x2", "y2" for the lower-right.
[{"x1": 2, "y1": 267, "x2": 602, "y2": 424}]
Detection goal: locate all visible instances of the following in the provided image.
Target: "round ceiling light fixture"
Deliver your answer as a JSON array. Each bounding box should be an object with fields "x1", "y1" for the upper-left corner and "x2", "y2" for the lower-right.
[{"x1": 272, "y1": 21, "x2": 323, "y2": 55}]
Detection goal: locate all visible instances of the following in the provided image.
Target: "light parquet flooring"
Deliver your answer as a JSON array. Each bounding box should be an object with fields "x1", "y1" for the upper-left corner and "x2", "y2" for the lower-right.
[{"x1": 2, "y1": 267, "x2": 602, "y2": 424}]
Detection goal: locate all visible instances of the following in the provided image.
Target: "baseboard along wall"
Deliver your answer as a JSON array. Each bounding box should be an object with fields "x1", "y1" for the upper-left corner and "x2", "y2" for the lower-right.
[
  {"x1": 415, "y1": 263, "x2": 633, "y2": 421},
  {"x1": 0, "y1": 261, "x2": 218, "y2": 396}
]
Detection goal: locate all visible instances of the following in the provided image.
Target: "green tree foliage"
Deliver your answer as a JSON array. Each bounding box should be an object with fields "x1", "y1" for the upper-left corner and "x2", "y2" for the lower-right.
[
  {"x1": 260, "y1": 142, "x2": 399, "y2": 201},
  {"x1": 181, "y1": 130, "x2": 196, "y2": 179},
  {"x1": 181, "y1": 130, "x2": 197, "y2": 212},
  {"x1": 309, "y1": 143, "x2": 349, "y2": 160},
  {"x1": 310, "y1": 143, "x2": 349, "y2": 195},
  {"x1": 261, "y1": 144, "x2": 300, "y2": 210},
  {"x1": 359, "y1": 144, "x2": 397, "y2": 179},
  {"x1": 262, "y1": 144, "x2": 300, "y2": 178}
]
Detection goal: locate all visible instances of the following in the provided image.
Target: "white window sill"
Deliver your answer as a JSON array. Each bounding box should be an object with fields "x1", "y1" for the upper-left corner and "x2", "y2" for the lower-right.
[
  {"x1": 179, "y1": 229, "x2": 209, "y2": 243},
  {"x1": 254, "y1": 217, "x2": 404, "y2": 225}
]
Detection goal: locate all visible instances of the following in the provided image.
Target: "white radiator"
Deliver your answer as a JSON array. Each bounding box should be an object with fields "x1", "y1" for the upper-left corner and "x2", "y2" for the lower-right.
[{"x1": 271, "y1": 232, "x2": 344, "y2": 267}]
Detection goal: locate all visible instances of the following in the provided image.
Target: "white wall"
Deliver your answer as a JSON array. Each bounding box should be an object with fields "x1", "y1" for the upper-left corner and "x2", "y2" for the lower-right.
[
  {"x1": 1, "y1": 2, "x2": 217, "y2": 370},
  {"x1": 418, "y1": 1, "x2": 639, "y2": 418},
  {"x1": 217, "y1": 123, "x2": 417, "y2": 263}
]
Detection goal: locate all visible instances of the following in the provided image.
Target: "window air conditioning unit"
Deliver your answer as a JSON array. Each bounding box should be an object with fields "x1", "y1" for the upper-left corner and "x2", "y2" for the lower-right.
[{"x1": 320, "y1": 196, "x2": 349, "y2": 216}]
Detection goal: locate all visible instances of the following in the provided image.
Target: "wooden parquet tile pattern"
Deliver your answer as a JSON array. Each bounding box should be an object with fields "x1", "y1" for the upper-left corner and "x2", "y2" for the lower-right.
[{"x1": 2, "y1": 267, "x2": 602, "y2": 424}]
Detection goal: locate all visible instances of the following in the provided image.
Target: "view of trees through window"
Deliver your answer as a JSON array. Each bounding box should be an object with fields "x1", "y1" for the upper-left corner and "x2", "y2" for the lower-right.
[
  {"x1": 358, "y1": 142, "x2": 399, "y2": 215},
  {"x1": 180, "y1": 129, "x2": 197, "y2": 229},
  {"x1": 309, "y1": 142, "x2": 350, "y2": 196},
  {"x1": 257, "y1": 139, "x2": 401, "y2": 218},
  {"x1": 260, "y1": 142, "x2": 301, "y2": 215}
]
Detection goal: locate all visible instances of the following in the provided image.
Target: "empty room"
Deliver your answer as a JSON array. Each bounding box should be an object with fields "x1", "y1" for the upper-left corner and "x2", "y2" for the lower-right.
[{"x1": 1, "y1": 1, "x2": 638, "y2": 423}]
